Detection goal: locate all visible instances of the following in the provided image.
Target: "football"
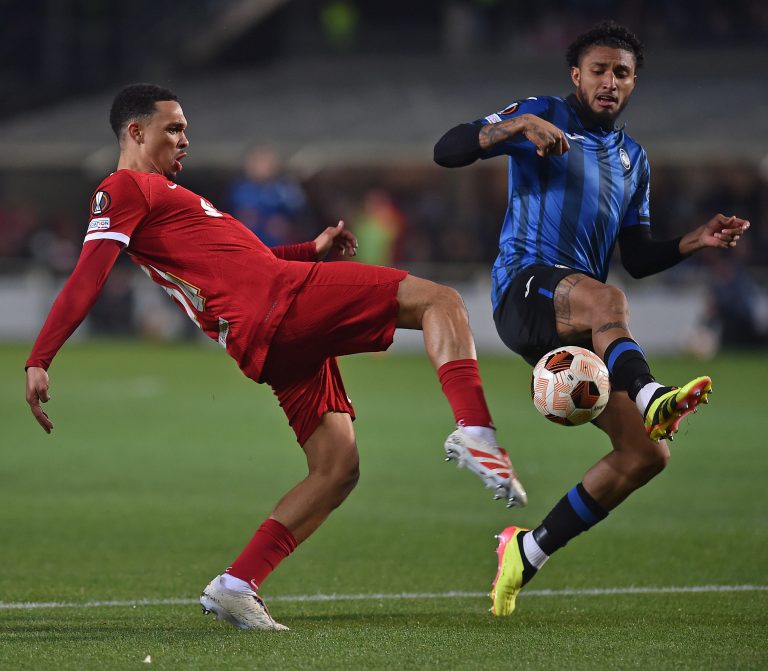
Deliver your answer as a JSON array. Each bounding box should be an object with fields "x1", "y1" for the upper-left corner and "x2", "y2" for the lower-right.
[{"x1": 531, "y1": 346, "x2": 610, "y2": 426}]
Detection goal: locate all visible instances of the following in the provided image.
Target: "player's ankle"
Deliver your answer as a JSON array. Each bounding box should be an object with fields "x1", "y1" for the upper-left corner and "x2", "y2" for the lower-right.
[
  {"x1": 519, "y1": 531, "x2": 547, "y2": 585},
  {"x1": 220, "y1": 573, "x2": 255, "y2": 593},
  {"x1": 635, "y1": 381, "x2": 664, "y2": 415},
  {"x1": 460, "y1": 424, "x2": 497, "y2": 445}
]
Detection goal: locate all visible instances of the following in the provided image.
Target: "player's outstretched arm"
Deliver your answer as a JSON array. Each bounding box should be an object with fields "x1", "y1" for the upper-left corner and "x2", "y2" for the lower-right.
[
  {"x1": 314, "y1": 220, "x2": 358, "y2": 259},
  {"x1": 24, "y1": 239, "x2": 123, "y2": 433},
  {"x1": 26, "y1": 367, "x2": 53, "y2": 433},
  {"x1": 679, "y1": 214, "x2": 751, "y2": 255}
]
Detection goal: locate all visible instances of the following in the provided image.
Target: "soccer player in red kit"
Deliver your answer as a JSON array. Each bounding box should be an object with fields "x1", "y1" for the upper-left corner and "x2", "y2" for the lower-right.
[{"x1": 25, "y1": 83, "x2": 526, "y2": 631}]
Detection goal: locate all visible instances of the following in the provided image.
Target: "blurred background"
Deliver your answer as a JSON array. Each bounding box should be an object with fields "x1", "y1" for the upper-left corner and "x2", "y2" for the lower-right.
[{"x1": 1, "y1": 0, "x2": 766, "y2": 356}]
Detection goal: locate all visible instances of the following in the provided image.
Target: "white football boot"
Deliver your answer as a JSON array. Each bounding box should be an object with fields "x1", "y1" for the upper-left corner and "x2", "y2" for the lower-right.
[
  {"x1": 200, "y1": 575, "x2": 288, "y2": 631},
  {"x1": 444, "y1": 427, "x2": 528, "y2": 508}
]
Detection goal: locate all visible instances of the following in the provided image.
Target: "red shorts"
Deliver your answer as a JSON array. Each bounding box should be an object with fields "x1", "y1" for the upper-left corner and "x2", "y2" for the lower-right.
[{"x1": 260, "y1": 262, "x2": 408, "y2": 445}]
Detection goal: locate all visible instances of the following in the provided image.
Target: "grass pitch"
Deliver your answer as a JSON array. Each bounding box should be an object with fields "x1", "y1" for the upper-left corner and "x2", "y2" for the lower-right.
[{"x1": 1, "y1": 342, "x2": 766, "y2": 670}]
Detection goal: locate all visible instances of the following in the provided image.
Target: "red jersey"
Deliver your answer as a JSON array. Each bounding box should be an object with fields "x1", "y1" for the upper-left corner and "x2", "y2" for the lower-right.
[{"x1": 28, "y1": 169, "x2": 318, "y2": 381}]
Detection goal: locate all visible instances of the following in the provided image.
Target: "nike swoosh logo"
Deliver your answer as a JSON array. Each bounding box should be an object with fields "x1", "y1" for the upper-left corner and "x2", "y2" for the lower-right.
[
  {"x1": 565, "y1": 133, "x2": 585, "y2": 140},
  {"x1": 167, "y1": 183, "x2": 178, "y2": 189},
  {"x1": 524, "y1": 276, "x2": 533, "y2": 298}
]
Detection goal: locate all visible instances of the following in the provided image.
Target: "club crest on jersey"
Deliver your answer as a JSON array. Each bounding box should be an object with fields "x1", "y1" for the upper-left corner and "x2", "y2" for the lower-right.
[
  {"x1": 619, "y1": 148, "x2": 631, "y2": 171},
  {"x1": 200, "y1": 198, "x2": 223, "y2": 218},
  {"x1": 90, "y1": 191, "x2": 111, "y2": 215}
]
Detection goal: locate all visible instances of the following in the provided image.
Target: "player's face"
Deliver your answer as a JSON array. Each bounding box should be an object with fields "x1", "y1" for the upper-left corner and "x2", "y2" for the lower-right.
[
  {"x1": 570, "y1": 46, "x2": 637, "y2": 126},
  {"x1": 140, "y1": 101, "x2": 189, "y2": 180}
]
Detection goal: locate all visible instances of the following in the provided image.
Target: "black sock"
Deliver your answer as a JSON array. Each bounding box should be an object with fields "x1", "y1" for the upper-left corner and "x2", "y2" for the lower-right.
[
  {"x1": 603, "y1": 337, "x2": 654, "y2": 400},
  {"x1": 532, "y1": 483, "x2": 608, "y2": 556}
]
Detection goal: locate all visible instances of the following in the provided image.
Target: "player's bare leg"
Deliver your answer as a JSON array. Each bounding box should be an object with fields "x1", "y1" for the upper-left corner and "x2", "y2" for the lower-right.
[
  {"x1": 395, "y1": 275, "x2": 476, "y2": 367},
  {"x1": 201, "y1": 412, "x2": 358, "y2": 631},
  {"x1": 584, "y1": 392, "x2": 669, "y2": 508},
  {"x1": 395, "y1": 275, "x2": 527, "y2": 506},
  {"x1": 269, "y1": 411, "x2": 359, "y2": 542},
  {"x1": 553, "y1": 273, "x2": 632, "y2": 358},
  {"x1": 553, "y1": 274, "x2": 711, "y2": 441}
]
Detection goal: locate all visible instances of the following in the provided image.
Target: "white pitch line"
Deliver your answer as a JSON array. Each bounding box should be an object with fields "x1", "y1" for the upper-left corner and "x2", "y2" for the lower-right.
[{"x1": 0, "y1": 584, "x2": 765, "y2": 612}]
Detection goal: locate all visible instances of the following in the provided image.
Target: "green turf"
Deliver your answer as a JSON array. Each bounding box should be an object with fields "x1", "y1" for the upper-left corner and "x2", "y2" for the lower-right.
[{"x1": 1, "y1": 342, "x2": 766, "y2": 670}]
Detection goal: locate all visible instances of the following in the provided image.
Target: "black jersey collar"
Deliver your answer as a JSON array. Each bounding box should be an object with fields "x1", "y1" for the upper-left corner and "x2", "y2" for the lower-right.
[{"x1": 566, "y1": 94, "x2": 625, "y2": 133}]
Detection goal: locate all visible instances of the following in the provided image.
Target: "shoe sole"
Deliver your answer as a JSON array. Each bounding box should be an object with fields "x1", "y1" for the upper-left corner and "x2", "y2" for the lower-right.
[
  {"x1": 200, "y1": 592, "x2": 288, "y2": 631},
  {"x1": 648, "y1": 376, "x2": 712, "y2": 441},
  {"x1": 201, "y1": 593, "x2": 257, "y2": 630},
  {"x1": 490, "y1": 526, "x2": 528, "y2": 616}
]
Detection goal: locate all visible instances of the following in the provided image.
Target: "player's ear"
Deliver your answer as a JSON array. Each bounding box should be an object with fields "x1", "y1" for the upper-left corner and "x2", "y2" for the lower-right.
[
  {"x1": 570, "y1": 66, "x2": 580, "y2": 88},
  {"x1": 127, "y1": 121, "x2": 143, "y2": 144}
]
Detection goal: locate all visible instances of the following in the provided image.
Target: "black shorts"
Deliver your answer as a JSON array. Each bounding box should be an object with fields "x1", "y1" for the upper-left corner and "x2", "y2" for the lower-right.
[{"x1": 493, "y1": 264, "x2": 594, "y2": 366}]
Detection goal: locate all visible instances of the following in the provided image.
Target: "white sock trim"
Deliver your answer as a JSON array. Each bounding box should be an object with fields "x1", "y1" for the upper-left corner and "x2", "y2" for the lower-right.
[
  {"x1": 461, "y1": 425, "x2": 497, "y2": 445},
  {"x1": 636, "y1": 382, "x2": 664, "y2": 415},
  {"x1": 523, "y1": 532, "x2": 549, "y2": 569},
  {"x1": 220, "y1": 573, "x2": 255, "y2": 593}
]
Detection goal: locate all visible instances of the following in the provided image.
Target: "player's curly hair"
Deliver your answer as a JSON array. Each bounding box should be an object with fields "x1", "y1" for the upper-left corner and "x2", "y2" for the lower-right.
[
  {"x1": 566, "y1": 21, "x2": 644, "y2": 70},
  {"x1": 109, "y1": 83, "x2": 179, "y2": 140}
]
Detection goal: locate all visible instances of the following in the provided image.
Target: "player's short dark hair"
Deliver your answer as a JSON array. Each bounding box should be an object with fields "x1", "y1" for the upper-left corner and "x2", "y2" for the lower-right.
[
  {"x1": 109, "y1": 83, "x2": 179, "y2": 140},
  {"x1": 566, "y1": 21, "x2": 644, "y2": 70}
]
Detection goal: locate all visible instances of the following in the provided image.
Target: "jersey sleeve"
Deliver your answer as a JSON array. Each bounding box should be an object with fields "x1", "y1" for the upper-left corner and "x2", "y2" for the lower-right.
[
  {"x1": 621, "y1": 149, "x2": 651, "y2": 229},
  {"x1": 472, "y1": 96, "x2": 554, "y2": 159},
  {"x1": 84, "y1": 171, "x2": 149, "y2": 247},
  {"x1": 270, "y1": 241, "x2": 317, "y2": 261},
  {"x1": 26, "y1": 239, "x2": 123, "y2": 370}
]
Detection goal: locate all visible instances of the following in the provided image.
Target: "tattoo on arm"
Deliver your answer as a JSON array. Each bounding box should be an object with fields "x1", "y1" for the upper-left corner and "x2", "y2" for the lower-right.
[{"x1": 479, "y1": 117, "x2": 524, "y2": 149}]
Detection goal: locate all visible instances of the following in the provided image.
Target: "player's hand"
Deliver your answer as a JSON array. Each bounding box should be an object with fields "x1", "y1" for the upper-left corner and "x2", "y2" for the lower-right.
[
  {"x1": 26, "y1": 366, "x2": 54, "y2": 433},
  {"x1": 703, "y1": 214, "x2": 750, "y2": 248},
  {"x1": 681, "y1": 214, "x2": 751, "y2": 254},
  {"x1": 314, "y1": 220, "x2": 358, "y2": 260},
  {"x1": 522, "y1": 115, "x2": 570, "y2": 157}
]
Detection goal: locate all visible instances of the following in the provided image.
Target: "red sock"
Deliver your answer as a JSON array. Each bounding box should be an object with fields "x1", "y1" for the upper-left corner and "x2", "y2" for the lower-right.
[
  {"x1": 437, "y1": 358, "x2": 494, "y2": 428},
  {"x1": 226, "y1": 518, "x2": 298, "y2": 590}
]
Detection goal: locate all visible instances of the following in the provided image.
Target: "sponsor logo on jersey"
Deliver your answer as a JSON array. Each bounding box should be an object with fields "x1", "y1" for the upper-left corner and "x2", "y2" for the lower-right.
[
  {"x1": 200, "y1": 198, "x2": 223, "y2": 218},
  {"x1": 554, "y1": 264, "x2": 570, "y2": 269},
  {"x1": 167, "y1": 183, "x2": 178, "y2": 189},
  {"x1": 499, "y1": 102, "x2": 519, "y2": 115},
  {"x1": 524, "y1": 275, "x2": 533, "y2": 298},
  {"x1": 90, "y1": 191, "x2": 111, "y2": 215},
  {"x1": 484, "y1": 113, "x2": 502, "y2": 124},
  {"x1": 619, "y1": 148, "x2": 631, "y2": 171},
  {"x1": 565, "y1": 132, "x2": 585, "y2": 140},
  {"x1": 87, "y1": 217, "x2": 111, "y2": 232}
]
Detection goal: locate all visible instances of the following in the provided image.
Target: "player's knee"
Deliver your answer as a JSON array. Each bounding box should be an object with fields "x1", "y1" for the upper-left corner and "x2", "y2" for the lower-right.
[
  {"x1": 627, "y1": 441, "x2": 670, "y2": 484},
  {"x1": 324, "y1": 446, "x2": 360, "y2": 497},
  {"x1": 396, "y1": 276, "x2": 467, "y2": 329},
  {"x1": 337, "y1": 456, "x2": 360, "y2": 494},
  {"x1": 434, "y1": 285, "x2": 468, "y2": 319},
  {"x1": 594, "y1": 285, "x2": 630, "y2": 321}
]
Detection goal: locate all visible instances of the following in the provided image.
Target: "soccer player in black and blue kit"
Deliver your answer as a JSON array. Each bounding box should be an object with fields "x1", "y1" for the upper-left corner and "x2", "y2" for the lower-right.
[{"x1": 434, "y1": 21, "x2": 751, "y2": 616}]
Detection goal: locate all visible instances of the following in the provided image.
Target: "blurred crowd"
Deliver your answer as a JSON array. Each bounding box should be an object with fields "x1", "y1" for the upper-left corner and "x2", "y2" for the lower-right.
[
  {"x1": 2, "y1": 159, "x2": 765, "y2": 271},
  {"x1": 2, "y1": 152, "x2": 766, "y2": 350}
]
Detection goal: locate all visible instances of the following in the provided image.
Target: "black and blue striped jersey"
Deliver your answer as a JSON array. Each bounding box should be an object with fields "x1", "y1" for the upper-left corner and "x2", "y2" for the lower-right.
[{"x1": 472, "y1": 95, "x2": 651, "y2": 312}]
